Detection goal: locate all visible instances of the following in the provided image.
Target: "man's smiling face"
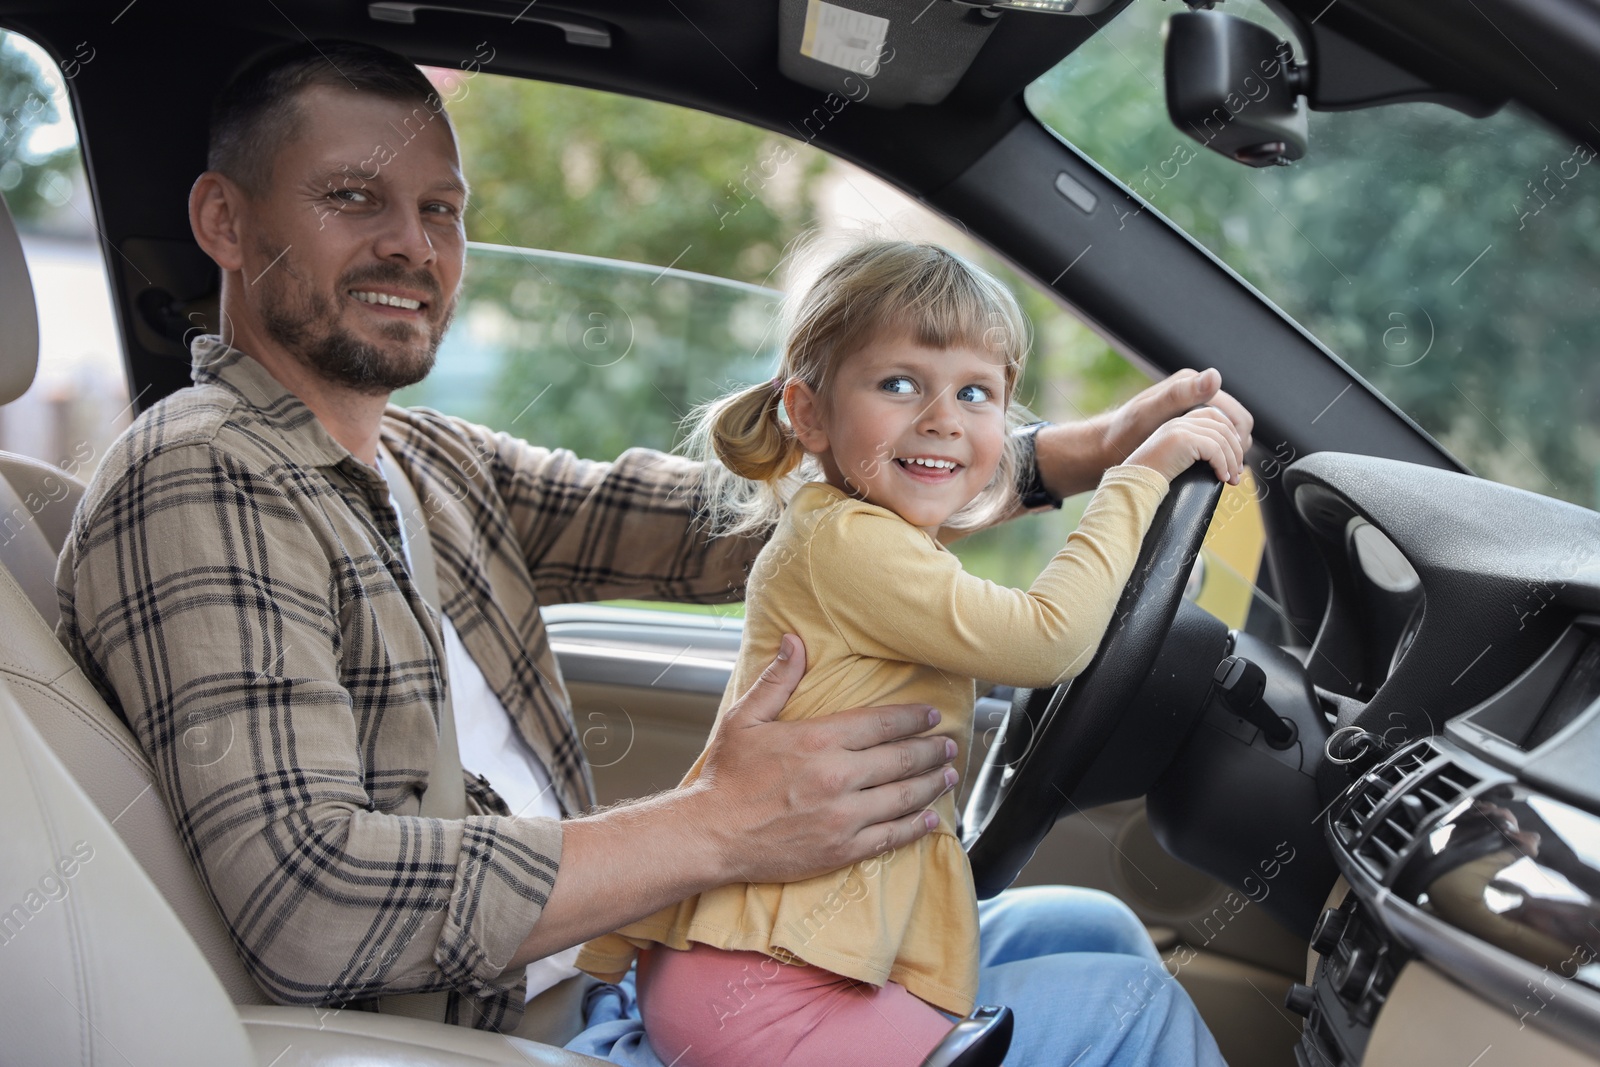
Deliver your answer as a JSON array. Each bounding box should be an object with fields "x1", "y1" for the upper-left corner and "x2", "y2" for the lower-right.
[{"x1": 238, "y1": 83, "x2": 467, "y2": 394}]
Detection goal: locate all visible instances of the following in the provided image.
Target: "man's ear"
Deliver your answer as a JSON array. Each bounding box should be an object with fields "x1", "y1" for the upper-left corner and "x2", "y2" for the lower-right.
[
  {"x1": 783, "y1": 380, "x2": 828, "y2": 454},
  {"x1": 189, "y1": 171, "x2": 249, "y2": 273}
]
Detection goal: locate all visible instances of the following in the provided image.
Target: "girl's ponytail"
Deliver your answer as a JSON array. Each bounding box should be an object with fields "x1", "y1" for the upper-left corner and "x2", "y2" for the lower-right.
[
  {"x1": 707, "y1": 379, "x2": 801, "y2": 482},
  {"x1": 682, "y1": 376, "x2": 810, "y2": 539}
]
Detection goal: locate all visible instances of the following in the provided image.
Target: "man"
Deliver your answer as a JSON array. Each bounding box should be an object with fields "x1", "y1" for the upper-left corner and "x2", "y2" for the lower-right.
[{"x1": 58, "y1": 40, "x2": 1246, "y2": 1066}]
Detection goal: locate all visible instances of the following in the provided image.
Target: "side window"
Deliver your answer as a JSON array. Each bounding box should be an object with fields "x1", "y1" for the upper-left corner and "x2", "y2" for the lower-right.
[
  {"x1": 396, "y1": 68, "x2": 1266, "y2": 625},
  {"x1": 400, "y1": 246, "x2": 782, "y2": 463},
  {"x1": 395, "y1": 66, "x2": 821, "y2": 459},
  {"x1": 0, "y1": 30, "x2": 125, "y2": 482}
]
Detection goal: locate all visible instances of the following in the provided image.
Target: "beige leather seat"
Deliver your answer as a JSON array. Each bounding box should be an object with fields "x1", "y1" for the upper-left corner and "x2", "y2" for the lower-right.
[
  {"x1": 0, "y1": 683, "x2": 601, "y2": 1065},
  {"x1": 0, "y1": 181, "x2": 79, "y2": 630},
  {"x1": 0, "y1": 182, "x2": 267, "y2": 1006},
  {"x1": 0, "y1": 193, "x2": 602, "y2": 1064}
]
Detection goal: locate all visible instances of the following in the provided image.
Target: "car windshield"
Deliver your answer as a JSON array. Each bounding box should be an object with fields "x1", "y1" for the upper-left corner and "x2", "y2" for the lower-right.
[{"x1": 1027, "y1": 0, "x2": 1600, "y2": 511}]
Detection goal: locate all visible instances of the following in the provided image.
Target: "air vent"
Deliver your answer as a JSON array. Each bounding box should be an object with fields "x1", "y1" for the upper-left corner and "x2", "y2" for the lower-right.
[
  {"x1": 1333, "y1": 741, "x2": 1482, "y2": 883},
  {"x1": 1334, "y1": 745, "x2": 1429, "y2": 845}
]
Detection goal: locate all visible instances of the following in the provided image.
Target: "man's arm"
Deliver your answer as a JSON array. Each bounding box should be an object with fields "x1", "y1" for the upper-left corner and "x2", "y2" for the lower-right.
[
  {"x1": 1035, "y1": 367, "x2": 1255, "y2": 500},
  {"x1": 506, "y1": 635, "x2": 957, "y2": 968},
  {"x1": 422, "y1": 412, "x2": 763, "y2": 605}
]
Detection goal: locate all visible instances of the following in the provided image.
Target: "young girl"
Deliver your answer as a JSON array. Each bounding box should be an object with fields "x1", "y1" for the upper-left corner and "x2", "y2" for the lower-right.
[{"x1": 575, "y1": 240, "x2": 1242, "y2": 1066}]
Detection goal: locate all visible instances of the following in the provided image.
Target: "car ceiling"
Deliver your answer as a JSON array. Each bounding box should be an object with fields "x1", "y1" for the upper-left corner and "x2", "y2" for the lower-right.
[
  {"x1": 1269, "y1": 0, "x2": 1600, "y2": 153},
  {"x1": 4, "y1": 0, "x2": 1108, "y2": 218}
]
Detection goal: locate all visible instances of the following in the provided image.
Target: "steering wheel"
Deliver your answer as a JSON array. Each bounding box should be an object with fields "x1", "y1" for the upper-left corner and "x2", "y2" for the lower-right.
[{"x1": 962, "y1": 462, "x2": 1225, "y2": 899}]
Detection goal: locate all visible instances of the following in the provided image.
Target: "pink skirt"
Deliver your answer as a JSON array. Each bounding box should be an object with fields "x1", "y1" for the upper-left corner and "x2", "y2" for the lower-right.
[{"x1": 637, "y1": 943, "x2": 953, "y2": 1067}]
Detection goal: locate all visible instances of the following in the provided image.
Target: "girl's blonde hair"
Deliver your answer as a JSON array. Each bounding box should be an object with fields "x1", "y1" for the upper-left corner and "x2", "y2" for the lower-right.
[{"x1": 685, "y1": 238, "x2": 1034, "y2": 537}]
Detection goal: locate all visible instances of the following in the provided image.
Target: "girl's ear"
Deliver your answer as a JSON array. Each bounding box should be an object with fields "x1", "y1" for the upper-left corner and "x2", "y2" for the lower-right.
[{"x1": 784, "y1": 380, "x2": 829, "y2": 454}]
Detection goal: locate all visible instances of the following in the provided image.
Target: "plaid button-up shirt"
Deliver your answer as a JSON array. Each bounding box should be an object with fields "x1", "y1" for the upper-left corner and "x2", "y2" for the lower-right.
[{"x1": 55, "y1": 336, "x2": 762, "y2": 1032}]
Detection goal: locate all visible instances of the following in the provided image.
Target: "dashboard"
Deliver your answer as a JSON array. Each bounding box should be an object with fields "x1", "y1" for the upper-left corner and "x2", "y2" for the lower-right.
[{"x1": 1275, "y1": 454, "x2": 1600, "y2": 1065}]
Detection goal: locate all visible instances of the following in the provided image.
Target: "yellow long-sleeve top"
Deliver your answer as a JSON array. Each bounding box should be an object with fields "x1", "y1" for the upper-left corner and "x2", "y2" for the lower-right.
[{"x1": 575, "y1": 464, "x2": 1172, "y2": 1015}]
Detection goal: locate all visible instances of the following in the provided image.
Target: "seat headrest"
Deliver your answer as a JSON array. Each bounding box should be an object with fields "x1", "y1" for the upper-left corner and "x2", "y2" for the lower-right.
[{"x1": 0, "y1": 191, "x2": 41, "y2": 405}]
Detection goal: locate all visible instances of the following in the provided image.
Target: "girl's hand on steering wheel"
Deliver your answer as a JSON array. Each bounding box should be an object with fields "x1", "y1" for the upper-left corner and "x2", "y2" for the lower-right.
[{"x1": 1125, "y1": 406, "x2": 1245, "y2": 486}]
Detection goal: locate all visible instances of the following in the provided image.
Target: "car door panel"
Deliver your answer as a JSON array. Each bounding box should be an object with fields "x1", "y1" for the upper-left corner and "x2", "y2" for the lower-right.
[{"x1": 549, "y1": 606, "x2": 738, "y2": 802}]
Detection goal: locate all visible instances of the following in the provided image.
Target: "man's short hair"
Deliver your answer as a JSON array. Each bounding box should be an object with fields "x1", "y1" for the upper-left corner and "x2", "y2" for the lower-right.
[{"x1": 208, "y1": 39, "x2": 447, "y2": 195}]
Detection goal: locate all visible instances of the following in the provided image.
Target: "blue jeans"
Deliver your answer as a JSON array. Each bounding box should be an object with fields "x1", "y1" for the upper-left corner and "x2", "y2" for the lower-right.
[{"x1": 551, "y1": 886, "x2": 1226, "y2": 1066}]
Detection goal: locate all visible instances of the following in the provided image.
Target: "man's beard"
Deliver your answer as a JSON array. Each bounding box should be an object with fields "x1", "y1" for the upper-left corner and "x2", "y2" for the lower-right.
[{"x1": 256, "y1": 244, "x2": 456, "y2": 395}]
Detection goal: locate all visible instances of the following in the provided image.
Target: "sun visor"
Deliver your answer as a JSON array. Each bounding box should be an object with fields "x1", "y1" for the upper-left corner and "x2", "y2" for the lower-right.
[{"x1": 777, "y1": 0, "x2": 1001, "y2": 109}]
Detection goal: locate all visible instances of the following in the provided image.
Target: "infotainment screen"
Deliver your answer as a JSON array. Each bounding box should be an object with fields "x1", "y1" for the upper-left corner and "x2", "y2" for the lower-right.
[{"x1": 1525, "y1": 637, "x2": 1600, "y2": 749}]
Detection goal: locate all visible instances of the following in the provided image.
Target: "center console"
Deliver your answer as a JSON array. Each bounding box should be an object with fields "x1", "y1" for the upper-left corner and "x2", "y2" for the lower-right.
[{"x1": 1291, "y1": 619, "x2": 1600, "y2": 1065}]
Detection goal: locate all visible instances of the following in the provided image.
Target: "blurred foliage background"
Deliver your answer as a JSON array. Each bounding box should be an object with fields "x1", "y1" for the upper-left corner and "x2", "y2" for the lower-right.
[
  {"x1": 0, "y1": 32, "x2": 79, "y2": 222},
  {"x1": 406, "y1": 42, "x2": 1156, "y2": 590},
  {"x1": 1029, "y1": 0, "x2": 1600, "y2": 509},
  {"x1": 421, "y1": 58, "x2": 1151, "y2": 460}
]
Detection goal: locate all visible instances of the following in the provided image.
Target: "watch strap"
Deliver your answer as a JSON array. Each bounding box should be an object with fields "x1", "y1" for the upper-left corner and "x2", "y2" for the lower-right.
[{"x1": 1014, "y1": 421, "x2": 1063, "y2": 510}]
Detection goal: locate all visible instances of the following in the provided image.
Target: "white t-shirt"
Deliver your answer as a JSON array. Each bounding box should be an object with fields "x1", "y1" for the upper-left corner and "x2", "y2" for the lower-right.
[{"x1": 385, "y1": 471, "x2": 580, "y2": 1001}]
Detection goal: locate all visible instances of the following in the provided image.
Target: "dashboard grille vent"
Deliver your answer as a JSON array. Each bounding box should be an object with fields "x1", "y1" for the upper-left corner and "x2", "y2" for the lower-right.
[
  {"x1": 1334, "y1": 741, "x2": 1482, "y2": 883},
  {"x1": 1334, "y1": 746, "x2": 1428, "y2": 844}
]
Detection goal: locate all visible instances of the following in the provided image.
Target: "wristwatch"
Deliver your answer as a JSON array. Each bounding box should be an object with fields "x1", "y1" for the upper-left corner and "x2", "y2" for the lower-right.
[{"x1": 1013, "y1": 420, "x2": 1063, "y2": 510}]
